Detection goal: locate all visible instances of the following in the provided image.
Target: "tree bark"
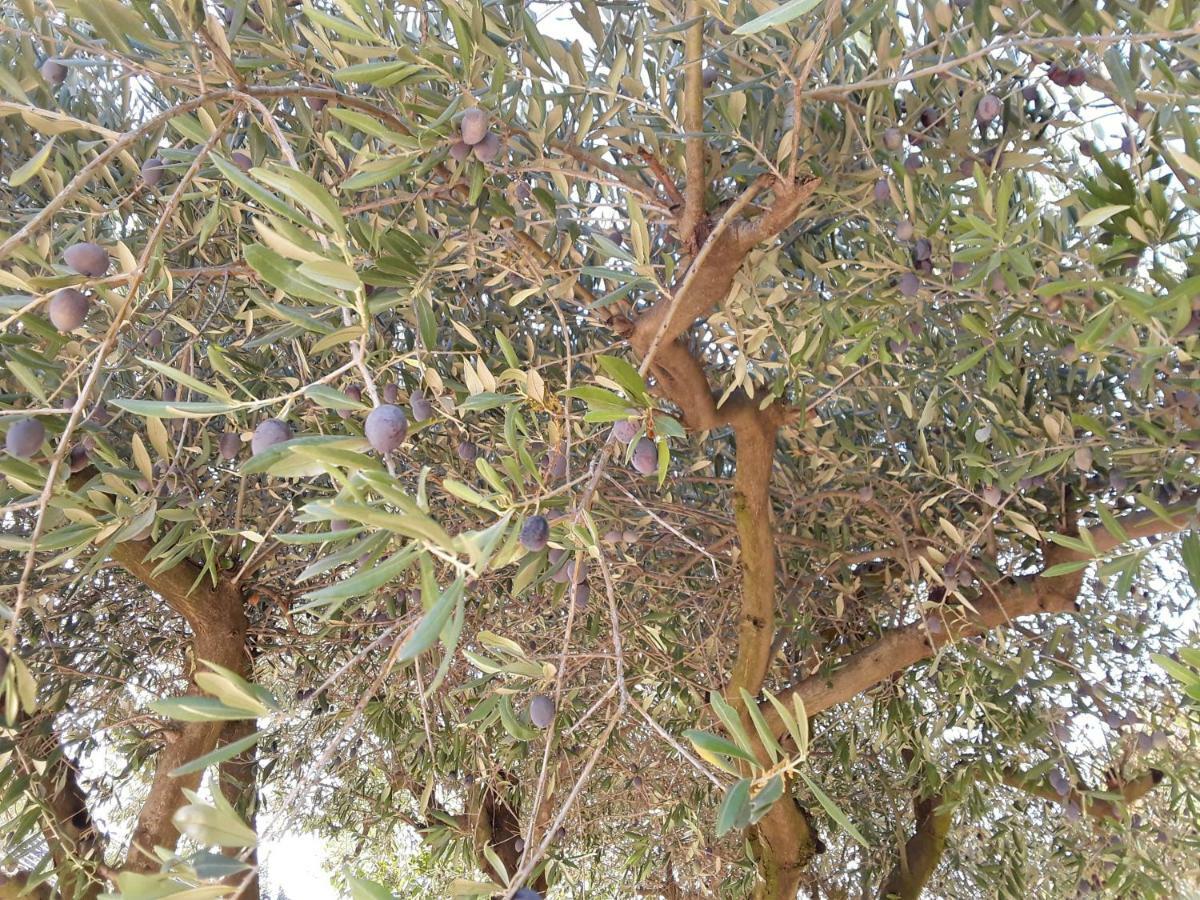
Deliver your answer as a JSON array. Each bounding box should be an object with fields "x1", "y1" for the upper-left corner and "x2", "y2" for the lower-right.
[
  {"x1": 112, "y1": 538, "x2": 252, "y2": 873},
  {"x1": 878, "y1": 794, "x2": 953, "y2": 899},
  {"x1": 762, "y1": 496, "x2": 1198, "y2": 734}
]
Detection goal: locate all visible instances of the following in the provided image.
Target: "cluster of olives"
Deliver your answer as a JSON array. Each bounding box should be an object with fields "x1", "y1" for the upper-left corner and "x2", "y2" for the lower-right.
[
  {"x1": 449, "y1": 108, "x2": 501, "y2": 163},
  {"x1": 610, "y1": 417, "x2": 658, "y2": 475}
]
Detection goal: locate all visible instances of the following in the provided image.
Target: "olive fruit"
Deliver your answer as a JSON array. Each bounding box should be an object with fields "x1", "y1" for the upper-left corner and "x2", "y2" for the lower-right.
[
  {"x1": 457, "y1": 440, "x2": 478, "y2": 463},
  {"x1": 410, "y1": 392, "x2": 433, "y2": 422},
  {"x1": 449, "y1": 140, "x2": 471, "y2": 162},
  {"x1": 520, "y1": 515, "x2": 550, "y2": 552},
  {"x1": 41, "y1": 58, "x2": 68, "y2": 85},
  {"x1": 381, "y1": 383, "x2": 398, "y2": 405},
  {"x1": 218, "y1": 432, "x2": 241, "y2": 460},
  {"x1": 611, "y1": 419, "x2": 638, "y2": 443},
  {"x1": 251, "y1": 418, "x2": 292, "y2": 455},
  {"x1": 141, "y1": 157, "x2": 165, "y2": 186},
  {"x1": 873, "y1": 178, "x2": 890, "y2": 204},
  {"x1": 6, "y1": 418, "x2": 45, "y2": 458},
  {"x1": 976, "y1": 93, "x2": 1002, "y2": 124},
  {"x1": 305, "y1": 96, "x2": 327, "y2": 111},
  {"x1": 48, "y1": 288, "x2": 89, "y2": 332},
  {"x1": 882, "y1": 127, "x2": 903, "y2": 151},
  {"x1": 473, "y1": 132, "x2": 501, "y2": 163},
  {"x1": 365, "y1": 404, "x2": 408, "y2": 453},
  {"x1": 231, "y1": 151, "x2": 253, "y2": 172},
  {"x1": 631, "y1": 437, "x2": 657, "y2": 475},
  {"x1": 63, "y1": 242, "x2": 110, "y2": 277},
  {"x1": 898, "y1": 272, "x2": 921, "y2": 297},
  {"x1": 895, "y1": 219, "x2": 914, "y2": 242},
  {"x1": 460, "y1": 108, "x2": 488, "y2": 146},
  {"x1": 529, "y1": 694, "x2": 555, "y2": 729},
  {"x1": 145, "y1": 326, "x2": 163, "y2": 349},
  {"x1": 68, "y1": 444, "x2": 89, "y2": 473}
]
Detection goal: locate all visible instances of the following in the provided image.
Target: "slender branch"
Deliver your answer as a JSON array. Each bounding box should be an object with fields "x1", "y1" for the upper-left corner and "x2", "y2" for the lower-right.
[{"x1": 679, "y1": 3, "x2": 706, "y2": 249}]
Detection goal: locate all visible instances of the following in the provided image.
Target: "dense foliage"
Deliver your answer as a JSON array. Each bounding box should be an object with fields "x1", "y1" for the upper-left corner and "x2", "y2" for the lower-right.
[{"x1": 1, "y1": 0, "x2": 1200, "y2": 897}]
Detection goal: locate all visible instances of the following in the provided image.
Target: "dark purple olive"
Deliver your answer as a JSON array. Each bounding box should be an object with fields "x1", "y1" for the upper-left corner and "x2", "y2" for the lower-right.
[
  {"x1": 898, "y1": 272, "x2": 921, "y2": 297},
  {"x1": 1067, "y1": 67, "x2": 1087, "y2": 87},
  {"x1": 913, "y1": 238, "x2": 932, "y2": 261},
  {"x1": 895, "y1": 219, "x2": 914, "y2": 242},
  {"x1": 631, "y1": 437, "x2": 657, "y2": 475},
  {"x1": 41, "y1": 58, "x2": 67, "y2": 86},
  {"x1": 218, "y1": 432, "x2": 241, "y2": 460},
  {"x1": 162, "y1": 386, "x2": 177, "y2": 403},
  {"x1": 570, "y1": 579, "x2": 590, "y2": 609},
  {"x1": 6, "y1": 418, "x2": 45, "y2": 458},
  {"x1": 449, "y1": 140, "x2": 471, "y2": 162},
  {"x1": 365, "y1": 404, "x2": 408, "y2": 453},
  {"x1": 457, "y1": 440, "x2": 478, "y2": 462},
  {"x1": 1021, "y1": 84, "x2": 1039, "y2": 102},
  {"x1": 1047, "y1": 64, "x2": 1071, "y2": 87},
  {"x1": 976, "y1": 94, "x2": 1002, "y2": 124},
  {"x1": 548, "y1": 547, "x2": 569, "y2": 582},
  {"x1": 981, "y1": 484, "x2": 1001, "y2": 505},
  {"x1": 68, "y1": 444, "x2": 89, "y2": 472},
  {"x1": 460, "y1": 108, "x2": 488, "y2": 146},
  {"x1": 951, "y1": 261, "x2": 971, "y2": 279},
  {"x1": 381, "y1": 383, "x2": 399, "y2": 405},
  {"x1": 145, "y1": 326, "x2": 163, "y2": 349},
  {"x1": 882, "y1": 127, "x2": 903, "y2": 151},
  {"x1": 473, "y1": 132, "x2": 501, "y2": 163},
  {"x1": 305, "y1": 96, "x2": 327, "y2": 111},
  {"x1": 251, "y1": 418, "x2": 292, "y2": 455},
  {"x1": 919, "y1": 107, "x2": 940, "y2": 129},
  {"x1": 990, "y1": 271, "x2": 1007, "y2": 294},
  {"x1": 63, "y1": 242, "x2": 110, "y2": 277},
  {"x1": 410, "y1": 392, "x2": 433, "y2": 422},
  {"x1": 141, "y1": 157, "x2": 165, "y2": 186},
  {"x1": 903, "y1": 153, "x2": 922, "y2": 173},
  {"x1": 513, "y1": 889, "x2": 542, "y2": 900},
  {"x1": 529, "y1": 694, "x2": 555, "y2": 728},
  {"x1": 873, "y1": 178, "x2": 890, "y2": 204},
  {"x1": 49, "y1": 288, "x2": 89, "y2": 332},
  {"x1": 231, "y1": 152, "x2": 253, "y2": 172},
  {"x1": 520, "y1": 515, "x2": 550, "y2": 552},
  {"x1": 611, "y1": 419, "x2": 638, "y2": 443},
  {"x1": 544, "y1": 446, "x2": 567, "y2": 480}
]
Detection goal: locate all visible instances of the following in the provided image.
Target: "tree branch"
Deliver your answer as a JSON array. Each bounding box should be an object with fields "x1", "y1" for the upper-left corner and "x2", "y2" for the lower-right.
[
  {"x1": 679, "y1": 2, "x2": 706, "y2": 250},
  {"x1": 878, "y1": 794, "x2": 954, "y2": 899},
  {"x1": 1000, "y1": 766, "x2": 1165, "y2": 821},
  {"x1": 629, "y1": 176, "x2": 819, "y2": 360},
  {"x1": 762, "y1": 497, "x2": 1198, "y2": 733},
  {"x1": 114, "y1": 538, "x2": 250, "y2": 872}
]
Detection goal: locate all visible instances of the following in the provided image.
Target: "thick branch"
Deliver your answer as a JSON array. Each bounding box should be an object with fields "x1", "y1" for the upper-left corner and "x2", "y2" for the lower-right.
[
  {"x1": 878, "y1": 794, "x2": 954, "y2": 899},
  {"x1": 472, "y1": 779, "x2": 546, "y2": 893},
  {"x1": 630, "y1": 176, "x2": 819, "y2": 358},
  {"x1": 0, "y1": 873, "x2": 53, "y2": 900},
  {"x1": 763, "y1": 498, "x2": 1198, "y2": 733},
  {"x1": 1000, "y1": 767, "x2": 1164, "y2": 821},
  {"x1": 10, "y1": 716, "x2": 104, "y2": 899},
  {"x1": 107, "y1": 540, "x2": 251, "y2": 873}
]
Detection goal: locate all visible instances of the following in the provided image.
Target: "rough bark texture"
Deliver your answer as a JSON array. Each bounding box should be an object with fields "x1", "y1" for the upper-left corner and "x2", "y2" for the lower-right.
[
  {"x1": 472, "y1": 778, "x2": 547, "y2": 894},
  {"x1": 111, "y1": 538, "x2": 252, "y2": 872},
  {"x1": 878, "y1": 794, "x2": 954, "y2": 899},
  {"x1": 620, "y1": 173, "x2": 820, "y2": 898}
]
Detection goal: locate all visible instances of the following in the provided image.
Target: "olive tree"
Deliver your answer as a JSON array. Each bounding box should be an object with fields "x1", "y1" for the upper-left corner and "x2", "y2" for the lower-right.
[{"x1": 1, "y1": 0, "x2": 1199, "y2": 896}]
